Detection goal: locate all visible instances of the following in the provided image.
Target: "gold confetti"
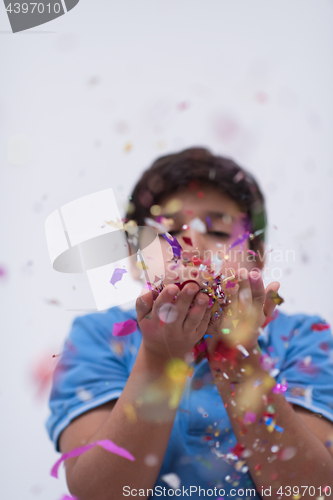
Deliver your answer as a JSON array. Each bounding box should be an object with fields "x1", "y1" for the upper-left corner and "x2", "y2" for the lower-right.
[
  {"x1": 267, "y1": 290, "x2": 284, "y2": 305},
  {"x1": 105, "y1": 218, "x2": 123, "y2": 229},
  {"x1": 150, "y1": 205, "x2": 161, "y2": 216},
  {"x1": 164, "y1": 198, "x2": 183, "y2": 214},
  {"x1": 136, "y1": 261, "x2": 149, "y2": 270},
  {"x1": 124, "y1": 403, "x2": 137, "y2": 423},
  {"x1": 124, "y1": 142, "x2": 132, "y2": 152}
]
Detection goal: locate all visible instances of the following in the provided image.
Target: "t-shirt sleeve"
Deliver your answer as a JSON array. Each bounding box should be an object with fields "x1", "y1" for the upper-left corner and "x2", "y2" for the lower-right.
[
  {"x1": 275, "y1": 314, "x2": 333, "y2": 422},
  {"x1": 45, "y1": 309, "x2": 138, "y2": 452}
]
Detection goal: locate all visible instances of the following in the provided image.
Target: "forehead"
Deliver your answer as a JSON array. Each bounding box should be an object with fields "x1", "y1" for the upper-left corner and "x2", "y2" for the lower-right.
[{"x1": 158, "y1": 186, "x2": 243, "y2": 219}]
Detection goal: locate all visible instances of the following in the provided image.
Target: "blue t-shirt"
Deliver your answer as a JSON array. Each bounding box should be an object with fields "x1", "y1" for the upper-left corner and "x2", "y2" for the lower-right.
[{"x1": 46, "y1": 307, "x2": 333, "y2": 499}]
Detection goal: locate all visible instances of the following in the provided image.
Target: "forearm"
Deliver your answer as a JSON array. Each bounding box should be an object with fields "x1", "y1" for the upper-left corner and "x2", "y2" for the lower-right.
[
  {"x1": 68, "y1": 345, "x2": 186, "y2": 500},
  {"x1": 209, "y1": 345, "x2": 333, "y2": 498}
]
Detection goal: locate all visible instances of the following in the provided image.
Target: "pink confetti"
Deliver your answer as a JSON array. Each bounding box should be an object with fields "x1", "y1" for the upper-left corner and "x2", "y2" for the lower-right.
[
  {"x1": 247, "y1": 249, "x2": 258, "y2": 257},
  {"x1": 243, "y1": 411, "x2": 257, "y2": 424},
  {"x1": 113, "y1": 319, "x2": 137, "y2": 337},
  {"x1": 226, "y1": 280, "x2": 237, "y2": 289},
  {"x1": 51, "y1": 439, "x2": 135, "y2": 478},
  {"x1": 262, "y1": 309, "x2": 279, "y2": 328},
  {"x1": 177, "y1": 101, "x2": 190, "y2": 111},
  {"x1": 59, "y1": 496, "x2": 79, "y2": 500},
  {"x1": 311, "y1": 322, "x2": 330, "y2": 332},
  {"x1": 272, "y1": 383, "x2": 288, "y2": 394},
  {"x1": 0, "y1": 265, "x2": 8, "y2": 280}
]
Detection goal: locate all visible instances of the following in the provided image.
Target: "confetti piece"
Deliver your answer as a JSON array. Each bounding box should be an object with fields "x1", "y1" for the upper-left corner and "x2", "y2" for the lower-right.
[
  {"x1": 124, "y1": 403, "x2": 137, "y2": 423},
  {"x1": 279, "y1": 446, "x2": 296, "y2": 461},
  {"x1": 136, "y1": 261, "x2": 149, "y2": 270},
  {"x1": 243, "y1": 411, "x2": 256, "y2": 424},
  {"x1": 59, "y1": 495, "x2": 79, "y2": 500},
  {"x1": 31, "y1": 353, "x2": 58, "y2": 399},
  {"x1": 189, "y1": 217, "x2": 207, "y2": 234},
  {"x1": 233, "y1": 171, "x2": 245, "y2": 183},
  {"x1": 44, "y1": 298, "x2": 62, "y2": 307},
  {"x1": 247, "y1": 249, "x2": 258, "y2": 257},
  {"x1": 267, "y1": 290, "x2": 284, "y2": 305},
  {"x1": 272, "y1": 383, "x2": 287, "y2": 394},
  {"x1": 310, "y1": 322, "x2": 330, "y2": 331},
  {"x1": 229, "y1": 231, "x2": 251, "y2": 250},
  {"x1": 161, "y1": 473, "x2": 181, "y2": 489},
  {"x1": 262, "y1": 309, "x2": 279, "y2": 328},
  {"x1": 124, "y1": 142, "x2": 132, "y2": 152},
  {"x1": 177, "y1": 101, "x2": 190, "y2": 111},
  {"x1": 182, "y1": 236, "x2": 193, "y2": 246},
  {"x1": 191, "y1": 256, "x2": 202, "y2": 265},
  {"x1": 232, "y1": 320, "x2": 239, "y2": 328},
  {"x1": 0, "y1": 265, "x2": 8, "y2": 280},
  {"x1": 158, "y1": 303, "x2": 178, "y2": 324},
  {"x1": 164, "y1": 198, "x2": 183, "y2": 214},
  {"x1": 112, "y1": 319, "x2": 137, "y2": 337},
  {"x1": 51, "y1": 439, "x2": 135, "y2": 478},
  {"x1": 76, "y1": 387, "x2": 94, "y2": 402},
  {"x1": 144, "y1": 453, "x2": 158, "y2": 466},
  {"x1": 105, "y1": 218, "x2": 123, "y2": 229},
  {"x1": 110, "y1": 268, "x2": 127, "y2": 287},
  {"x1": 230, "y1": 443, "x2": 245, "y2": 458},
  {"x1": 236, "y1": 344, "x2": 249, "y2": 358},
  {"x1": 161, "y1": 233, "x2": 183, "y2": 260},
  {"x1": 205, "y1": 215, "x2": 212, "y2": 228}
]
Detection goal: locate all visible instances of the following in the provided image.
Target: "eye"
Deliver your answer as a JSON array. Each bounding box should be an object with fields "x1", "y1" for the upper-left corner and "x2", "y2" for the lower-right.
[
  {"x1": 208, "y1": 231, "x2": 231, "y2": 238},
  {"x1": 167, "y1": 230, "x2": 180, "y2": 236}
]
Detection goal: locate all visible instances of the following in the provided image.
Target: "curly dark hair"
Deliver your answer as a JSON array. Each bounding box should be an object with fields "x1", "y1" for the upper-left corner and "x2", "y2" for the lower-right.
[{"x1": 125, "y1": 147, "x2": 267, "y2": 253}]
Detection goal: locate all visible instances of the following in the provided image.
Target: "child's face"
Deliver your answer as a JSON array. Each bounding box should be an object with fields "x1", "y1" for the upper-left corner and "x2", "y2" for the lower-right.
[{"x1": 154, "y1": 185, "x2": 264, "y2": 287}]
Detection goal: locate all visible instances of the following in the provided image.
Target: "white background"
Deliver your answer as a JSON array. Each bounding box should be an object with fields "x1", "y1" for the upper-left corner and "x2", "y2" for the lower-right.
[{"x1": 1, "y1": 1, "x2": 333, "y2": 498}]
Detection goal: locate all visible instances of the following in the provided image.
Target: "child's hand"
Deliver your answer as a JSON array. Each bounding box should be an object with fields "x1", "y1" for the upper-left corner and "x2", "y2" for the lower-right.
[
  {"x1": 206, "y1": 268, "x2": 280, "y2": 352},
  {"x1": 136, "y1": 283, "x2": 213, "y2": 361}
]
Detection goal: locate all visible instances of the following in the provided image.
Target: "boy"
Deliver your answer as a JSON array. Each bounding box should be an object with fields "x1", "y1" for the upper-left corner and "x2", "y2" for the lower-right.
[{"x1": 46, "y1": 148, "x2": 333, "y2": 499}]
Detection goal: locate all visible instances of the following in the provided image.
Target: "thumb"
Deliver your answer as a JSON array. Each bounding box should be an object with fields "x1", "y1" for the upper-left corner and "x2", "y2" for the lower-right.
[
  {"x1": 136, "y1": 289, "x2": 154, "y2": 321},
  {"x1": 263, "y1": 281, "x2": 281, "y2": 318}
]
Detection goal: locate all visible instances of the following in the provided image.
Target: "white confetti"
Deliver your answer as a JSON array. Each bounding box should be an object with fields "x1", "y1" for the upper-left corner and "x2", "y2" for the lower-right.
[
  {"x1": 76, "y1": 387, "x2": 94, "y2": 402},
  {"x1": 189, "y1": 217, "x2": 207, "y2": 234},
  {"x1": 144, "y1": 454, "x2": 158, "y2": 467},
  {"x1": 236, "y1": 344, "x2": 249, "y2": 358},
  {"x1": 161, "y1": 473, "x2": 181, "y2": 490},
  {"x1": 158, "y1": 303, "x2": 178, "y2": 323}
]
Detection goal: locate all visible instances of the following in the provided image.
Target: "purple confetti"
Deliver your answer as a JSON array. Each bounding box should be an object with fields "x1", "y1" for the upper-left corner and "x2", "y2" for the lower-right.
[
  {"x1": 110, "y1": 268, "x2": 127, "y2": 287},
  {"x1": 229, "y1": 231, "x2": 251, "y2": 250},
  {"x1": 161, "y1": 233, "x2": 183, "y2": 260},
  {"x1": 205, "y1": 215, "x2": 212, "y2": 228}
]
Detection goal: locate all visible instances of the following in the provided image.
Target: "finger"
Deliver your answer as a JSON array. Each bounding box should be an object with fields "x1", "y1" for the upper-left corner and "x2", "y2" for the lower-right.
[
  {"x1": 224, "y1": 282, "x2": 239, "y2": 319},
  {"x1": 136, "y1": 288, "x2": 154, "y2": 322},
  {"x1": 263, "y1": 281, "x2": 281, "y2": 318},
  {"x1": 248, "y1": 270, "x2": 266, "y2": 327},
  {"x1": 190, "y1": 305, "x2": 213, "y2": 343},
  {"x1": 171, "y1": 282, "x2": 201, "y2": 326},
  {"x1": 151, "y1": 284, "x2": 180, "y2": 323},
  {"x1": 237, "y1": 268, "x2": 252, "y2": 315},
  {"x1": 249, "y1": 270, "x2": 266, "y2": 314},
  {"x1": 183, "y1": 291, "x2": 209, "y2": 334}
]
